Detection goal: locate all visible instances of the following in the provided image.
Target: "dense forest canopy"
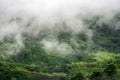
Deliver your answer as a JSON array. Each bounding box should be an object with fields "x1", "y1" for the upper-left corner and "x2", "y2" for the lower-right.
[{"x1": 0, "y1": 0, "x2": 120, "y2": 80}]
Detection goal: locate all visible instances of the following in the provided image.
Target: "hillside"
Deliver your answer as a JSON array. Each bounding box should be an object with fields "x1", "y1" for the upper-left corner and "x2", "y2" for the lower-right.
[
  {"x1": 0, "y1": 0, "x2": 120, "y2": 80},
  {"x1": 0, "y1": 13, "x2": 120, "y2": 80}
]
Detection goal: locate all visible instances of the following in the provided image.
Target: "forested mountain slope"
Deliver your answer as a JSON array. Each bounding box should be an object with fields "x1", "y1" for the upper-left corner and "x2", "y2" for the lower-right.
[{"x1": 0, "y1": 14, "x2": 120, "y2": 80}]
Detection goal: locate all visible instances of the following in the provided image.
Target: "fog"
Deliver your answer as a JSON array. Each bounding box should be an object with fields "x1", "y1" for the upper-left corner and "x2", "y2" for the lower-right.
[{"x1": 0, "y1": 0, "x2": 120, "y2": 55}]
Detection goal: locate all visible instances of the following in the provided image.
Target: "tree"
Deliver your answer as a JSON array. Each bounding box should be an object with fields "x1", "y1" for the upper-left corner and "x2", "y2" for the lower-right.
[{"x1": 71, "y1": 73, "x2": 85, "y2": 80}]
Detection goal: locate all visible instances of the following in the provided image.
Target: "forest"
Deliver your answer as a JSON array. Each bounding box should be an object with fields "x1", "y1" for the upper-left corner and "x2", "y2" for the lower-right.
[
  {"x1": 0, "y1": 14, "x2": 120, "y2": 80},
  {"x1": 0, "y1": 0, "x2": 120, "y2": 80}
]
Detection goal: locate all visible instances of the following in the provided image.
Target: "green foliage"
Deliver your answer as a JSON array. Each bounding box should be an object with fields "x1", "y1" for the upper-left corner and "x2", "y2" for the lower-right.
[
  {"x1": 67, "y1": 51, "x2": 120, "y2": 80},
  {"x1": 89, "y1": 71, "x2": 103, "y2": 80},
  {"x1": 0, "y1": 14, "x2": 120, "y2": 80},
  {"x1": 71, "y1": 73, "x2": 85, "y2": 80},
  {"x1": 0, "y1": 62, "x2": 67, "y2": 80}
]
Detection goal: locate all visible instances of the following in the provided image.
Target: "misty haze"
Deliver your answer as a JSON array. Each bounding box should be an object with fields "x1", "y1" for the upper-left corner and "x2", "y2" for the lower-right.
[{"x1": 0, "y1": 0, "x2": 120, "y2": 80}]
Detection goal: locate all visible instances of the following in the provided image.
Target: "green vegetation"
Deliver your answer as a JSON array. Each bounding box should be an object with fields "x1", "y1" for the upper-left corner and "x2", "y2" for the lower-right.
[{"x1": 0, "y1": 14, "x2": 120, "y2": 80}]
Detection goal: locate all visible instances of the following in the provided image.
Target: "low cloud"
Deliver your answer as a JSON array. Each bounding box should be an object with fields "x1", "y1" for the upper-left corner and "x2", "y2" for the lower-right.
[{"x1": 0, "y1": 0, "x2": 120, "y2": 55}]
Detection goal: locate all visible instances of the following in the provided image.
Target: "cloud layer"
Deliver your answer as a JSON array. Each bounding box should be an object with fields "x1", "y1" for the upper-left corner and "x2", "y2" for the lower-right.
[{"x1": 0, "y1": 0, "x2": 120, "y2": 55}]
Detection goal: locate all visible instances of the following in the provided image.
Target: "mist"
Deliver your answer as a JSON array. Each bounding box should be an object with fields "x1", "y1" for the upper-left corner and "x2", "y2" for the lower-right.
[{"x1": 0, "y1": 0, "x2": 120, "y2": 55}]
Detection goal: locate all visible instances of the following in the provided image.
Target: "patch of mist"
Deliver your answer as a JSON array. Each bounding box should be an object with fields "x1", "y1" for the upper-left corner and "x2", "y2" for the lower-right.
[{"x1": 0, "y1": 0, "x2": 120, "y2": 56}]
